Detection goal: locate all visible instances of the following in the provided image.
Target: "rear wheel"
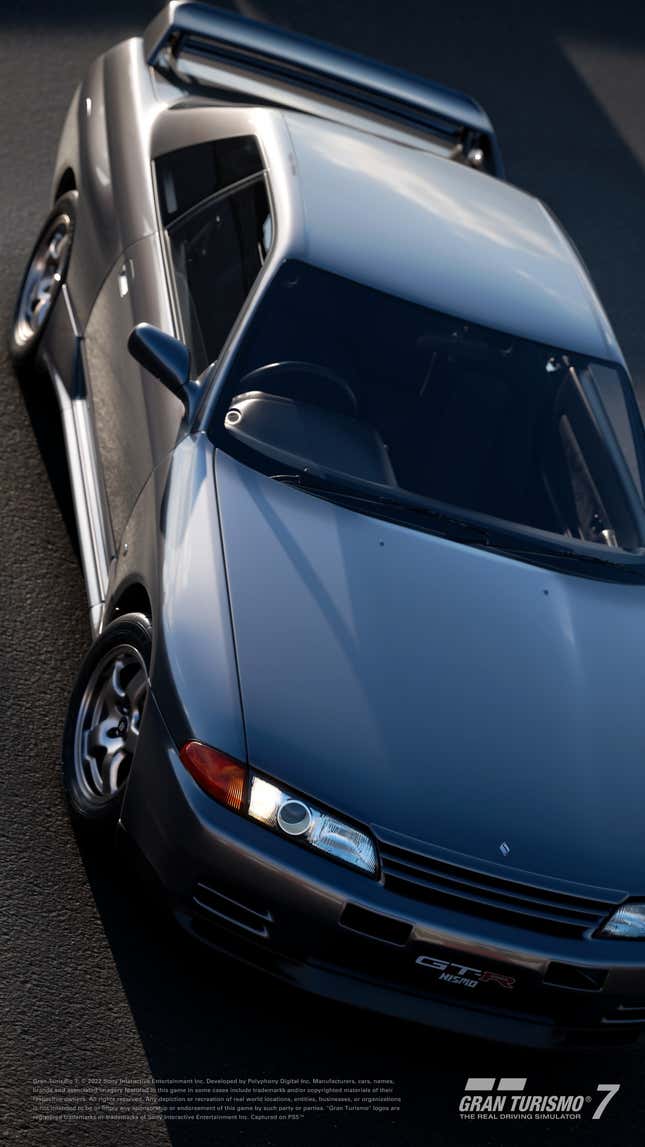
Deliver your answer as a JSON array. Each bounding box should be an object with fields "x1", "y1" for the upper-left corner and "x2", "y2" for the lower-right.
[
  {"x1": 62, "y1": 613, "x2": 152, "y2": 831},
  {"x1": 10, "y1": 190, "x2": 77, "y2": 370}
]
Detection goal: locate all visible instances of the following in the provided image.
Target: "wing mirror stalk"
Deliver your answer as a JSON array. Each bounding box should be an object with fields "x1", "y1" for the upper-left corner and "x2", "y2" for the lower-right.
[{"x1": 128, "y1": 323, "x2": 202, "y2": 424}]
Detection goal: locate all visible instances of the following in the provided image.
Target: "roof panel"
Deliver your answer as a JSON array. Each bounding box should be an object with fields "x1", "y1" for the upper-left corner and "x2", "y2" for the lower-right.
[{"x1": 283, "y1": 113, "x2": 620, "y2": 361}]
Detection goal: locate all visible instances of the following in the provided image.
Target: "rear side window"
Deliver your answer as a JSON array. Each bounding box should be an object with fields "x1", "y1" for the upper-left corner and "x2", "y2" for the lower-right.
[
  {"x1": 156, "y1": 135, "x2": 263, "y2": 224},
  {"x1": 169, "y1": 179, "x2": 272, "y2": 373}
]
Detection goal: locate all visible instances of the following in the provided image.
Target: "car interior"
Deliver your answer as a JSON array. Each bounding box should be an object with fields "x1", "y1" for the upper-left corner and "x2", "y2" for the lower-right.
[{"x1": 220, "y1": 262, "x2": 644, "y2": 551}]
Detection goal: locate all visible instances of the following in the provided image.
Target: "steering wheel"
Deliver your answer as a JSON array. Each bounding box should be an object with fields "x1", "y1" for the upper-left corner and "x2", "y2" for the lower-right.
[{"x1": 236, "y1": 360, "x2": 358, "y2": 417}]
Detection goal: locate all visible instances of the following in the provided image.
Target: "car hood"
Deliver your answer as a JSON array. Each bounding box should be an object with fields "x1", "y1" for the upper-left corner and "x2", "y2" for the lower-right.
[{"x1": 216, "y1": 451, "x2": 645, "y2": 894}]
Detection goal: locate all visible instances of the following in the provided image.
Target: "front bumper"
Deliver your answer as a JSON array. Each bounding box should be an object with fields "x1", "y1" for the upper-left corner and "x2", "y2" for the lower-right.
[{"x1": 121, "y1": 694, "x2": 645, "y2": 1049}]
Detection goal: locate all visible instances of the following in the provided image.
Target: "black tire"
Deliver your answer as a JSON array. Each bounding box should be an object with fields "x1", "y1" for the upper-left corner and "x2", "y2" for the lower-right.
[
  {"x1": 62, "y1": 612, "x2": 152, "y2": 832},
  {"x1": 10, "y1": 190, "x2": 78, "y2": 371}
]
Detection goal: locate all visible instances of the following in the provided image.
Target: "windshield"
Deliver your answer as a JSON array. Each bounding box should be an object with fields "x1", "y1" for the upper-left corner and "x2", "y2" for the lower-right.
[{"x1": 212, "y1": 260, "x2": 645, "y2": 561}]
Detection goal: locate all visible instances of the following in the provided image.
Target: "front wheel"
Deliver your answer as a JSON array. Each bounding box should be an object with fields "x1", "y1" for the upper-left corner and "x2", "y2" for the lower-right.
[{"x1": 62, "y1": 613, "x2": 152, "y2": 830}]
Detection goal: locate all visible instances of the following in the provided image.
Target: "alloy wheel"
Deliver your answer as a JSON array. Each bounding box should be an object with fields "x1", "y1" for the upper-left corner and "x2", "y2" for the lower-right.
[
  {"x1": 14, "y1": 213, "x2": 72, "y2": 350},
  {"x1": 73, "y1": 644, "x2": 149, "y2": 804}
]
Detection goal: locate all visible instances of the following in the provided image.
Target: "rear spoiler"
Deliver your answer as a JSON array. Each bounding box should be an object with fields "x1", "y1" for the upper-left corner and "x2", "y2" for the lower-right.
[{"x1": 144, "y1": 3, "x2": 504, "y2": 177}]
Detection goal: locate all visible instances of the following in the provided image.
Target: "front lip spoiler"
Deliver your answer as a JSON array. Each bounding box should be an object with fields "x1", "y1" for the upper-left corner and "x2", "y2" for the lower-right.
[
  {"x1": 171, "y1": 898, "x2": 644, "y2": 1051},
  {"x1": 117, "y1": 814, "x2": 645, "y2": 1051}
]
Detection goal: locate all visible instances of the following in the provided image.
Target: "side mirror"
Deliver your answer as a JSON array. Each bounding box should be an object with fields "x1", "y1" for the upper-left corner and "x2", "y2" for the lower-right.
[{"x1": 128, "y1": 323, "x2": 198, "y2": 419}]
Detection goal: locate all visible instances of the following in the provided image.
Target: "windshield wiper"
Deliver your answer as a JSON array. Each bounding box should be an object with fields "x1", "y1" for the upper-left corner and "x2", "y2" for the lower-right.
[
  {"x1": 272, "y1": 472, "x2": 494, "y2": 544},
  {"x1": 487, "y1": 542, "x2": 633, "y2": 571},
  {"x1": 272, "y1": 471, "x2": 645, "y2": 580}
]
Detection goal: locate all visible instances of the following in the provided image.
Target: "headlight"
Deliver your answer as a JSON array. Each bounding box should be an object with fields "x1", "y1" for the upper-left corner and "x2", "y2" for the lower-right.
[
  {"x1": 179, "y1": 743, "x2": 378, "y2": 877},
  {"x1": 597, "y1": 903, "x2": 645, "y2": 938},
  {"x1": 248, "y1": 775, "x2": 378, "y2": 875}
]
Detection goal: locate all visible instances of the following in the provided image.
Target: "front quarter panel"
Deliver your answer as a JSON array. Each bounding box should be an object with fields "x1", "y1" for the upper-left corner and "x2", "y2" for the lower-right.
[{"x1": 113, "y1": 432, "x2": 246, "y2": 764}]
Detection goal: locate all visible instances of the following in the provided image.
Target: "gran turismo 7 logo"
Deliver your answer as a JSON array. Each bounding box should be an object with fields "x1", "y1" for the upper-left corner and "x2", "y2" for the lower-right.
[{"x1": 459, "y1": 1078, "x2": 620, "y2": 1121}]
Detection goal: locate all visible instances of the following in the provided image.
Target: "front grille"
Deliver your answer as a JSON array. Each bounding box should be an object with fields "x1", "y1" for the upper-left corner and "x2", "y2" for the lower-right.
[{"x1": 376, "y1": 833, "x2": 626, "y2": 939}]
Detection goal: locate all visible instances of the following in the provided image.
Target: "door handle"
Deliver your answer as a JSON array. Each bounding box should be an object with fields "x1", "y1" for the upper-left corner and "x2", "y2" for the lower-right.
[{"x1": 117, "y1": 258, "x2": 135, "y2": 299}]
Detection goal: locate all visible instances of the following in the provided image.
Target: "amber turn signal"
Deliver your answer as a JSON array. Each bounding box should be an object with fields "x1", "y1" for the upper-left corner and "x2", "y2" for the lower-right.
[{"x1": 179, "y1": 741, "x2": 247, "y2": 811}]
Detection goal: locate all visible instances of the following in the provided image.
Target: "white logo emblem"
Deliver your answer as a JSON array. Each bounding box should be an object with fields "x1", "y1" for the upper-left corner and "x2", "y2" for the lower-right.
[{"x1": 459, "y1": 1078, "x2": 621, "y2": 1121}]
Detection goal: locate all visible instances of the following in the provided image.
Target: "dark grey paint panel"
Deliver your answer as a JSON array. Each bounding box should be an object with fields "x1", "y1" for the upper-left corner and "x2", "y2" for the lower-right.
[{"x1": 215, "y1": 449, "x2": 645, "y2": 894}]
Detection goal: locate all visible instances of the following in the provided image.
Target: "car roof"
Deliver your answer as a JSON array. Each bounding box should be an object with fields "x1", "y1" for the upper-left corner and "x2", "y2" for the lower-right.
[{"x1": 280, "y1": 112, "x2": 621, "y2": 363}]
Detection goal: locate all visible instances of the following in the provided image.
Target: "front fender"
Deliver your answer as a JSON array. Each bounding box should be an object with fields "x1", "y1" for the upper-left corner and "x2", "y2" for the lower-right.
[
  {"x1": 51, "y1": 83, "x2": 82, "y2": 203},
  {"x1": 110, "y1": 433, "x2": 247, "y2": 763}
]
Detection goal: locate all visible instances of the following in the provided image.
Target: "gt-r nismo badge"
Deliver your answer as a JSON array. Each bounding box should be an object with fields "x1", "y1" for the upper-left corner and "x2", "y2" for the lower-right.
[{"x1": 416, "y1": 955, "x2": 517, "y2": 991}]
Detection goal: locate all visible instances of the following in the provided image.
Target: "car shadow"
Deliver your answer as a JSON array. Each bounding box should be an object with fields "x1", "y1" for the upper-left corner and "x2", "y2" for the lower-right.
[
  {"x1": 73, "y1": 836, "x2": 511, "y2": 1147},
  {"x1": 14, "y1": 364, "x2": 81, "y2": 559},
  {"x1": 76, "y1": 833, "x2": 643, "y2": 1147}
]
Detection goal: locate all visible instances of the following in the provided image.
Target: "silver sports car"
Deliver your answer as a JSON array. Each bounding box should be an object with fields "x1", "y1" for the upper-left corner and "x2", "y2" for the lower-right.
[{"x1": 12, "y1": 2, "x2": 645, "y2": 1047}]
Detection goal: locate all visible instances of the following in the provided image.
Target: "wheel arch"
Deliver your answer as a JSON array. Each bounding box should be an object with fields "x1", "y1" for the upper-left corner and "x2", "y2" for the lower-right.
[
  {"x1": 105, "y1": 580, "x2": 153, "y2": 626},
  {"x1": 54, "y1": 167, "x2": 77, "y2": 203}
]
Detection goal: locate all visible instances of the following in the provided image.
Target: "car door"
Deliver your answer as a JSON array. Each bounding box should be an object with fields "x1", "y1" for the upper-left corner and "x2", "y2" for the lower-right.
[
  {"x1": 83, "y1": 232, "x2": 182, "y2": 550},
  {"x1": 82, "y1": 131, "x2": 272, "y2": 550}
]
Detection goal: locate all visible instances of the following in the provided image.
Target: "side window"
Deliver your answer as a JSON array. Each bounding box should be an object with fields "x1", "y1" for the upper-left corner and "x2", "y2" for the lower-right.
[
  {"x1": 168, "y1": 178, "x2": 272, "y2": 374},
  {"x1": 156, "y1": 135, "x2": 263, "y2": 225}
]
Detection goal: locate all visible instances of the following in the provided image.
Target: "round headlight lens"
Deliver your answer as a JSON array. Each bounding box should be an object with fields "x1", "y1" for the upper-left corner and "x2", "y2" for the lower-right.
[{"x1": 277, "y1": 798, "x2": 313, "y2": 836}]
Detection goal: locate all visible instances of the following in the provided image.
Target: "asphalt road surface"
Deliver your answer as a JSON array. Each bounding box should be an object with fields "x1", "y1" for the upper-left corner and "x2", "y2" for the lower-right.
[{"x1": 2, "y1": 2, "x2": 645, "y2": 1145}]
